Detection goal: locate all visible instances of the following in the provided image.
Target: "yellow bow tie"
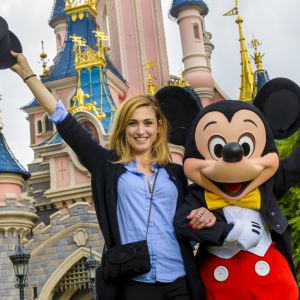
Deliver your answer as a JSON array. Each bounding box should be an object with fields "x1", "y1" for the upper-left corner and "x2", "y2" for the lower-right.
[{"x1": 204, "y1": 188, "x2": 261, "y2": 210}]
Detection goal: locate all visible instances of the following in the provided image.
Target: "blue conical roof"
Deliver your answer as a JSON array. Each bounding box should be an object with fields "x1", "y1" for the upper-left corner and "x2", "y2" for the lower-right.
[
  {"x1": 0, "y1": 132, "x2": 30, "y2": 180},
  {"x1": 43, "y1": 11, "x2": 126, "y2": 84},
  {"x1": 170, "y1": 0, "x2": 208, "y2": 19},
  {"x1": 49, "y1": 0, "x2": 66, "y2": 28}
]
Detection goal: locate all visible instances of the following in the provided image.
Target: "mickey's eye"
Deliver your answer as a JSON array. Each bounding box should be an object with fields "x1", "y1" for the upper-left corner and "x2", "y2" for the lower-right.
[
  {"x1": 239, "y1": 134, "x2": 255, "y2": 158},
  {"x1": 209, "y1": 136, "x2": 226, "y2": 160}
]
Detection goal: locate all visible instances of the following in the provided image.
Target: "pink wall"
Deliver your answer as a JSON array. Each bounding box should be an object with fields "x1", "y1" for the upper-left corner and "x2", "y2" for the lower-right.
[
  {"x1": 120, "y1": 0, "x2": 143, "y2": 96},
  {"x1": 140, "y1": 0, "x2": 160, "y2": 87},
  {"x1": 106, "y1": 0, "x2": 123, "y2": 78},
  {"x1": 109, "y1": 86, "x2": 123, "y2": 107},
  {"x1": 74, "y1": 169, "x2": 90, "y2": 185},
  {"x1": 0, "y1": 183, "x2": 21, "y2": 201},
  {"x1": 55, "y1": 156, "x2": 70, "y2": 188},
  {"x1": 55, "y1": 86, "x2": 75, "y2": 103}
]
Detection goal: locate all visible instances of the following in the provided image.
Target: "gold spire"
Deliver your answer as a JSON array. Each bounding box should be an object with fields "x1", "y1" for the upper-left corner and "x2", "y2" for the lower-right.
[
  {"x1": 224, "y1": 0, "x2": 255, "y2": 102},
  {"x1": 39, "y1": 41, "x2": 50, "y2": 77},
  {"x1": 143, "y1": 62, "x2": 157, "y2": 95},
  {"x1": 250, "y1": 37, "x2": 265, "y2": 72}
]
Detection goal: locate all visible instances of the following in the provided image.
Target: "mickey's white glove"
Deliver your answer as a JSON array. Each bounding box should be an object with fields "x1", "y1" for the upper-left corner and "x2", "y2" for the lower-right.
[{"x1": 225, "y1": 220, "x2": 262, "y2": 250}]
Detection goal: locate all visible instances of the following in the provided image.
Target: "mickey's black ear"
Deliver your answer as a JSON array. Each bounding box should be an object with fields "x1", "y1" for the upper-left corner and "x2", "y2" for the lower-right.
[
  {"x1": 253, "y1": 78, "x2": 300, "y2": 139},
  {"x1": 155, "y1": 86, "x2": 201, "y2": 146}
]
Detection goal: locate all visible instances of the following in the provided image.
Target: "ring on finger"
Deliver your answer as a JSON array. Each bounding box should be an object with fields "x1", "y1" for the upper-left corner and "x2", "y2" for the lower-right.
[{"x1": 197, "y1": 209, "x2": 204, "y2": 217}]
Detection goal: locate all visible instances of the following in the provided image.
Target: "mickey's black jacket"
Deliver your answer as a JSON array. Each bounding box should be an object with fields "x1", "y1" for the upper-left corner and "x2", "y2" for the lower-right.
[
  {"x1": 174, "y1": 145, "x2": 300, "y2": 298},
  {"x1": 56, "y1": 113, "x2": 220, "y2": 300}
]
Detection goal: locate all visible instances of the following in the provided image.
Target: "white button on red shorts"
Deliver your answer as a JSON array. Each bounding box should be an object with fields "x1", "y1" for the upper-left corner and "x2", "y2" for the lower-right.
[
  {"x1": 255, "y1": 260, "x2": 270, "y2": 276},
  {"x1": 214, "y1": 266, "x2": 229, "y2": 282}
]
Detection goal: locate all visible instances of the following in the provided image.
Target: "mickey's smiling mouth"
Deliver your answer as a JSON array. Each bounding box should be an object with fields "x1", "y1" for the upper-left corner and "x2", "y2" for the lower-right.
[{"x1": 212, "y1": 180, "x2": 252, "y2": 197}]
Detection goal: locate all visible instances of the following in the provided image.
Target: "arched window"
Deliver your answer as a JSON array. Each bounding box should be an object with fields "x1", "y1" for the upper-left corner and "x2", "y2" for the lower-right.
[
  {"x1": 45, "y1": 116, "x2": 53, "y2": 132},
  {"x1": 56, "y1": 33, "x2": 62, "y2": 49},
  {"x1": 193, "y1": 23, "x2": 200, "y2": 40},
  {"x1": 80, "y1": 121, "x2": 99, "y2": 144},
  {"x1": 37, "y1": 120, "x2": 42, "y2": 134}
]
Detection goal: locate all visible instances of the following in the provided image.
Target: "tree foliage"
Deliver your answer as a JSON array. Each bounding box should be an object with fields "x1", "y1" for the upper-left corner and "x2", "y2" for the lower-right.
[{"x1": 276, "y1": 129, "x2": 300, "y2": 283}]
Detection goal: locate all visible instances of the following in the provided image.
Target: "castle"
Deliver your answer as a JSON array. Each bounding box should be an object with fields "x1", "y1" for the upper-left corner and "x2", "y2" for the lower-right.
[{"x1": 0, "y1": 1, "x2": 269, "y2": 299}]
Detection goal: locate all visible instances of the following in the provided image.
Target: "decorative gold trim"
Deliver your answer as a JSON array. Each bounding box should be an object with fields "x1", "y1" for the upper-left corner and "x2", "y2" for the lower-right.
[
  {"x1": 250, "y1": 37, "x2": 265, "y2": 72},
  {"x1": 65, "y1": 0, "x2": 97, "y2": 17},
  {"x1": 143, "y1": 62, "x2": 157, "y2": 95}
]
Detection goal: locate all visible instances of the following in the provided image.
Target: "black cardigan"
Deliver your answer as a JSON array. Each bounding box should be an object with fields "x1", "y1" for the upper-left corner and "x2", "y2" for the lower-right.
[{"x1": 56, "y1": 113, "x2": 207, "y2": 300}]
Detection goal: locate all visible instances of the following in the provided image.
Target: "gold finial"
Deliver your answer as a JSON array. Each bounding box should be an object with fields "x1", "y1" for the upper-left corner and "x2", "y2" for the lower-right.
[
  {"x1": 39, "y1": 41, "x2": 50, "y2": 77},
  {"x1": 168, "y1": 75, "x2": 190, "y2": 87},
  {"x1": 70, "y1": 34, "x2": 87, "y2": 65},
  {"x1": 143, "y1": 62, "x2": 157, "y2": 95},
  {"x1": 93, "y1": 29, "x2": 109, "y2": 57},
  {"x1": 250, "y1": 37, "x2": 265, "y2": 72}
]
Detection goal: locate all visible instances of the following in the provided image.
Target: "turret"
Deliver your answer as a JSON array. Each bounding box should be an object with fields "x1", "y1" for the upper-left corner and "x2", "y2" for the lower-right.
[
  {"x1": 170, "y1": 0, "x2": 216, "y2": 105},
  {"x1": 0, "y1": 110, "x2": 38, "y2": 299},
  {"x1": 251, "y1": 38, "x2": 270, "y2": 92},
  {"x1": 49, "y1": 0, "x2": 67, "y2": 51}
]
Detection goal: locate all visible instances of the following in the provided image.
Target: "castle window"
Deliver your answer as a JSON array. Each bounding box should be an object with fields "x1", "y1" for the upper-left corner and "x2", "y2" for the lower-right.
[
  {"x1": 56, "y1": 33, "x2": 62, "y2": 49},
  {"x1": 81, "y1": 121, "x2": 99, "y2": 144},
  {"x1": 45, "y1": 115, "x2": 53, "y2": 132},
  {"x1": 193, "y1": 23, "x2": 200, "y2": 40},
  {"x1": 33, "y1": 286, "x2": 38, "y2": 299},
  {"x1": 37, "y1": 120, "x2": 42, "y2": 134}
]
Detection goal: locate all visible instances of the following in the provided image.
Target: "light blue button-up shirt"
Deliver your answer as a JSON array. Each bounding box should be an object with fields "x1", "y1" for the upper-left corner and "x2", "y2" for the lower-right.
[
  {"x1": 117, "y1": 161, "x2": 186, "y2": 283},
  {"x1": 49, "y1": 103, "x2": 186, "y2": 283}
]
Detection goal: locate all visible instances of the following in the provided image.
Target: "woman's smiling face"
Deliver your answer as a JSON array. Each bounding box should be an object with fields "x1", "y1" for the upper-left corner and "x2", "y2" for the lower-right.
[{"x1": 126, "y1": 105, "x2": 160, "y2": 157}]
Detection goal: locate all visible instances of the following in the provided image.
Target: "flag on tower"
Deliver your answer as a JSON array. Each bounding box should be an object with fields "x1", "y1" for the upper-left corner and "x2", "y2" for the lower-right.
[{"x1": 223, "y1": 7, "x2": 238, "y2": 16}]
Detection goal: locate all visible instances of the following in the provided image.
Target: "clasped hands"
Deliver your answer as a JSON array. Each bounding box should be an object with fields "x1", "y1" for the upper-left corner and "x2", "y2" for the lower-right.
[{"x1": 187, "y1": 207, "x2": 216, "y2": 230}]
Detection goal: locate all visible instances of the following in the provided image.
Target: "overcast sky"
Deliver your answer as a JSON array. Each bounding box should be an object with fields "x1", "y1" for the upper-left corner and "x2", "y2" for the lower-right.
[{"x1": 0, "y1": 0, "x2": 300, "y2": 168}]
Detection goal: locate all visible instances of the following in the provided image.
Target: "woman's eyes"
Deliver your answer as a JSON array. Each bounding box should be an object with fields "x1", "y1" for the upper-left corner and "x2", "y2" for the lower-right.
[
  {"x1": 145, "y1": 121, "x2": 153, "y2": 126},
  {"x1": 128, "y1": 121, "x2": 153, "y2": 126}
]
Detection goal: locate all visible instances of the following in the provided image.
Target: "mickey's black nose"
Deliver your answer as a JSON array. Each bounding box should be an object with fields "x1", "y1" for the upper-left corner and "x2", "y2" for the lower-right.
[{"x1": 222, "y1": 142, "x2": 243, "y2": 163}]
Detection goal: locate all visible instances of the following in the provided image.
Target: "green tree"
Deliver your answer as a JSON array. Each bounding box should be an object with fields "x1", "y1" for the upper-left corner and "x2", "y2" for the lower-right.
[{"x1": 276, "y1": 129, "x2": 300, "y2": 283}]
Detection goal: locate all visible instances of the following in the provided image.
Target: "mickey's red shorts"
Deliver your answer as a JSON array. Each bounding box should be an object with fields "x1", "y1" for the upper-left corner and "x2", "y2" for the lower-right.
[{"x1": 200, "y1": 245, "x2": 299, "y2": 300}]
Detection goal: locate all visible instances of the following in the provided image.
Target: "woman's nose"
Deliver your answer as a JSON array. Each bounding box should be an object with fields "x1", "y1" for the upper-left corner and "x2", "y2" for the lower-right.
[{"x1": 136, "y1": 124, "x2": 145, "y2": 134}]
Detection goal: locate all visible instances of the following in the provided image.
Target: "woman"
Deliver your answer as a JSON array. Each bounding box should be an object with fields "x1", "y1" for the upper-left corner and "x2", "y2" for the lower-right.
[{"x1": 11, "y1": 52, "x2": 215, "y2": 300}]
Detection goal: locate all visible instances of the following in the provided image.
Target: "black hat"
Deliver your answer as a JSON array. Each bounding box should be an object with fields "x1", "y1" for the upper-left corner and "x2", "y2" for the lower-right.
[{"x1": 0, "y1": 16, "x2": 22, "y2": 69}]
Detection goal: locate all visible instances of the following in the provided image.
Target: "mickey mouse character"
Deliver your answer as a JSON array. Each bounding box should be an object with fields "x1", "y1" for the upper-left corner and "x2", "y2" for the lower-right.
[{"x1": 156, "y1": 78, "x2": 300, "y2": 300}]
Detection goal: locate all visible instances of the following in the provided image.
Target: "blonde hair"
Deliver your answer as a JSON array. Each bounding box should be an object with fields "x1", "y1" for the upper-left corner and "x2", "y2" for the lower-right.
[{"x1": 109, "y1": 95, "x2": 171, "y2": 165}]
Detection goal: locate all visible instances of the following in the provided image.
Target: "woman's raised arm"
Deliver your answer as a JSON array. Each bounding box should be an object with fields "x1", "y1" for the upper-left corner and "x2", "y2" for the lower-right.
[
  {"x1": 10, "y1": 51, "x2": 109, "y2": 173},
  {"x1": 10, "y1": 51, "x2": 57, "y2": 115}
]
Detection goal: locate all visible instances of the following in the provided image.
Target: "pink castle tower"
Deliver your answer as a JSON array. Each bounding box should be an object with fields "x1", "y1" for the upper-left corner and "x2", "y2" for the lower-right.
[
  {"x1": 97, "y1": 0, "x2": 170, "y2": 97},
  {"x1": 170, "y1": 0, "x2": 228, "y2": 106}
]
